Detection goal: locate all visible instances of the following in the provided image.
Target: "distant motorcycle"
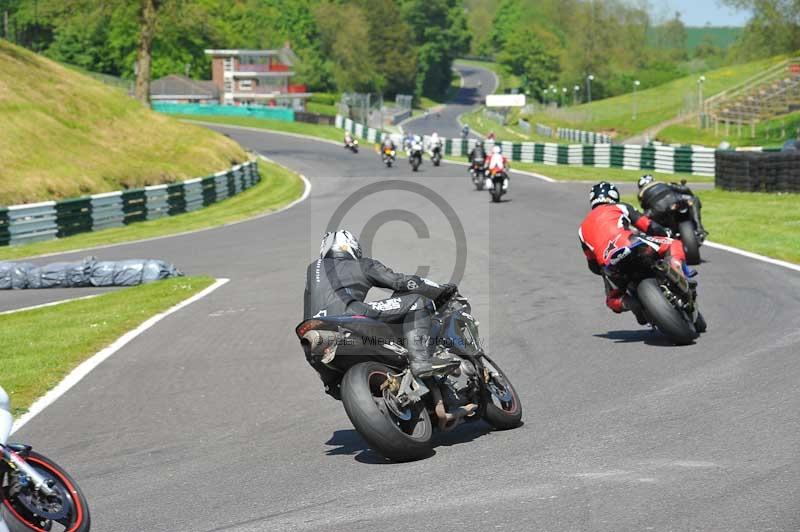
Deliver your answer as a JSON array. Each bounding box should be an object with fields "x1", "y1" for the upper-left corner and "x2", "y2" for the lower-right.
[
  {"x1": 644, "y1": 181, "x2": 704, "y2": 265},
  {"x1": 605, "y1": 235, "x2": 707, "y2": 345},
  {"x1": 344, "y1": 138, "x2": 359, "y2": 154},
  {"x1": 469, "y1": 159, "x2": 486, "y2": 190},
  {"x1": 0, "y1": 386, "x2": 91, "y2": 532},
  {"x1": 295, "y1": 292, "x2": 522, "y2": 462},
  {"x1": 381, "y1": 147, "x2": 396, "y2": 168},
  {"x1": 408, "y1": 142, "x2": 423, "y2": 172},
  {"x1": 488, "y1": 168, "x2": 508, "y2": 203},
  {"x1": 430, "y1": 144, "x2": 442, "y2": 167}
]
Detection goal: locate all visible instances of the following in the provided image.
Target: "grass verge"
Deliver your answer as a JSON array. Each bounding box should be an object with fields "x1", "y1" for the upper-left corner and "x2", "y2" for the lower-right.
[
  {"x1": 623, "y1": 190, "x2": 800, "y2": 264},
  {"x1": 657, "y1": 111, "x2": 800, "y2": 148},
  {"x1": 0, "y1": 161, "x2": 303, "y2": 260},
  {"x1": 174, "y1": 115, "x2": 344, "y2": 143},
  {"x1": 0, "y1": 276, "x2": 215, "y2": 416},
  {"x1": 0, "y1": 40, "x2": 246, "y2": 205}
]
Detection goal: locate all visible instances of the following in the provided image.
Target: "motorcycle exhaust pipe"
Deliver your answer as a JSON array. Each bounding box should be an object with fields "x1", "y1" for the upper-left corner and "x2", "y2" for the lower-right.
[
  {"x1": 656, "y1": 260, "x2": 690, "y2": 295},
  {"x1": 431, "y1": 386, "x2": 478, "y2": 432}
]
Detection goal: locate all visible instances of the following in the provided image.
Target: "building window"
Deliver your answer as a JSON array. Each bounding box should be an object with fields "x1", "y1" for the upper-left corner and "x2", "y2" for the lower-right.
[
  {"x1": 224, "y1": 80, "x2": 233, "y2": 93},
  {"x1": 223, "y1": 57, "x2": 233, "y2": 72},
  {"x1": 239, "y1": 79, "x2": 253, "y2": 91}
]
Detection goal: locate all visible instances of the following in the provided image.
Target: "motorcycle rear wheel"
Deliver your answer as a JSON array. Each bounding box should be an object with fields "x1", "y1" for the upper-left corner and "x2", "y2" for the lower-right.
[
  {"x1": 637, "y1": 278, "x2": 697, "y2": 345},
  {"x1": 341, "y1": 362, "x2": 433, "y2": 462},
  {"x1": 1, "y1": 451, "x2": 91, "y2": 532},
  {"x1": 679, "y1": 221, "x2": 701, "y2": 265}
]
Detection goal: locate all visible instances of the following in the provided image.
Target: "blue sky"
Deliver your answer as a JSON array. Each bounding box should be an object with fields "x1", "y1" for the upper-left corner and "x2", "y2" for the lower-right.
[{"x1": 656, "y1": 0, "x2": 752, "y2": 26}]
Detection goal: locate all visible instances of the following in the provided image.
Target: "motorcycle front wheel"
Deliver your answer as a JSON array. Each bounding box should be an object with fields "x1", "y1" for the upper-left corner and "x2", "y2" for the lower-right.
[
  {"x1": 678, "y1": 220, "x2": 701, "y2": 265},
  {"x1": 636, "y1": 278, "x2": 697, "y2": 345},
  {"x1": 341, "y1": 362, "x2": 433, "y2": 462},
  {"x1": 1, "y1": 451, "x2": 91, "y2": 532},
  {"x1": 480, "y1": 355, "x2": 522, "y2": 430}
]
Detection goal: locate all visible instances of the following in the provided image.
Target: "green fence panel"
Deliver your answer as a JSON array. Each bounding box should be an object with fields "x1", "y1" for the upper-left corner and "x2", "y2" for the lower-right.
[
  {"x1": 534, "y1": 143, "x2": 545, "y2": 163},
  {"x1": 674, "y1": 147, "x2": 693, "y2": 173},
  {"x1": 201, "y1": 176, "x2": 217, "y2": 206},
  {"x1": 557, "y1": 145, "x2": 569, "y2": 165},
  {"x1": 151, "y1": 102, "x2": 295, "y2": 122},
  {"x1": 610, "y1": 145, "x2": 625, "y2": 168},
  {"x1": 512, "y1": 143, "x2": 522, "y2": 161},
  {"x1": 55, "y1": 197, "x2": 93, "y2": 238},
  {"x1": 167, "y1": 183, "x2": 186, "y2": 215},
  {"x1": 641, "y1": 146, "x2": 656, "y2": 170},
  {"x1": 121, "y1": 189, "x2": 147, "y2": 225},
  {"x1": 226, "y1": 171, "x2": 237, "y2": 197},
  {"x1": 0, "y1": 207, "x2": 10, "y2": 246},
  {"x1": 582, "y1": 145, "x2": 595, "y2": 166}
]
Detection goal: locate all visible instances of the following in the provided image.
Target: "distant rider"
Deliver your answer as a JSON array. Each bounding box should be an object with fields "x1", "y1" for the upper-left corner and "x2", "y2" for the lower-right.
[
  {"x1": 637, "y1": 174, "x2": 707, "y2": 239},
  {"x1": 344, "y1": 131, "x2": 356, "y2": 148},
  {"x1": 428, "y1": 132, "x2": 442, "y2": 155},
  {"x1": 303, "y1": 230, "x2": 458, "y2": 397},
  {"x1": 486, "y1": 145, "x2": 509, "y2": 191},
  {"x1": 578, "y1": 182, "x2": 695, "y2": 324}
]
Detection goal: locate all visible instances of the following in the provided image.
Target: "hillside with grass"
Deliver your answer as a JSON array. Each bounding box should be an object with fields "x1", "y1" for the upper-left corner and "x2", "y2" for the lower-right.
[
  {"x1": 520, "y1": 55, "x2": 786, "y2": 141},
  {"x1": 0, "y1": 39, "x2": 247, "y2": 206}
]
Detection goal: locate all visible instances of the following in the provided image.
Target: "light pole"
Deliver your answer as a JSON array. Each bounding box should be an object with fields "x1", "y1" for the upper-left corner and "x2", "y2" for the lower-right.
[
  {"x1": 573, "y1": 85, "x2": 580, "y2": 105},
  {"x1": 632, "y1": 79, "x2": 640, "y2": 120},
  {"x1": 586, "y1": 74, "x2": 594, "y2": 103},
  {"x1": 561, "y1": 87, "x2": 567, "y2": 106},
  {"x1": 697, "y1": 75, "x2": 706, "y2": 127}
]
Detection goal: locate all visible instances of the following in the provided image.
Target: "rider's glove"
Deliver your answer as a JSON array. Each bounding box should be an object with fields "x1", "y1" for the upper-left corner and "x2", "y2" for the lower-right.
[{"x1": 435, "y1": 283, "x2": 458, "y2": 306}]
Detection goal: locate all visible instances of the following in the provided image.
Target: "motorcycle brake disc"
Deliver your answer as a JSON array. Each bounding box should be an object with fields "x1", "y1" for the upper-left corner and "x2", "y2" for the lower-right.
[
  {"x1": 382, "y1": 389, "x2": 412, "y2": 421},
  {"x1": 14, "y1": 473, "x2": 71, "y2": 521}
]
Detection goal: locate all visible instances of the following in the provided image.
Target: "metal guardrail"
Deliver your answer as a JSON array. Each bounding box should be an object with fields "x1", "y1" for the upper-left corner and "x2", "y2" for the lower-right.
[
  {"x1": 557, "y1": 127, "x2": 612, "y2": 144},
  {"x1": 0, "y1": 161, "x2": 260, "y2": 247}
]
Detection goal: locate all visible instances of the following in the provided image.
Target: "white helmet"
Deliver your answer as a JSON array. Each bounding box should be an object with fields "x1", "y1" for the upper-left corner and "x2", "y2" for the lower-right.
[
  {"x1": 320, "y1": 230, "x2": 362, "y2": 259},
  {"x1": 492, "y1": 145, "x2": 501, "y2": 154}
]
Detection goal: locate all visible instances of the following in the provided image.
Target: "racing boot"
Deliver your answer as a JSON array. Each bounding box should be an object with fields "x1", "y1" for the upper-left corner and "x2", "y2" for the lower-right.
[
  {"x1": 404, "y1": 325, "x2": 459, "y2": 378},
  {"x1": 623, "y1": 295, "x2": 649, "y2": 326}
]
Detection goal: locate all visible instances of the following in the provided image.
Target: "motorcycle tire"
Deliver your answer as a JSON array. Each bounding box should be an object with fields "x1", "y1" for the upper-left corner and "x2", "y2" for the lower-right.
[
  {"x1": 636, "y1": 278, "x2": 697, "y2": 345},
  {"x1": 433, "y1": 156, "x2": 441, "y2": 167},
  {"x1": 679, "y1": 220, "x2": 701, "y2": 265},
  {"x1": 341, "y1": 362, "x2": 433, "y2": 462},
  {"x1": 694, "y1": 311, "x2": 707, "y2": 333},
  {"x1": 411, "y1": 160, "x2": 420, "y2": 172},
  {"x1": 491, "y1": 184, "x2": 502, "y2": 203},
  {"x1": 1, "y1": 451, "x2": 91, "y2": 532},
  {"x1": 475, "y1": 181, "x2": 484, "y2": 191},
  {"x1": 480, "y1": 355, "x2": 523, "y2": 430}
]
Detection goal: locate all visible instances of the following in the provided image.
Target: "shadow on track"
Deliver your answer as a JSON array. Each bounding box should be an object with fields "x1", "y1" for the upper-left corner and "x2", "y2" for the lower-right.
[
  {"x1": 324, "y1": 421, "x2": 501, "y2": 464},
  {"x1": 593, "y1": 329, "x2": 680, "y2": 346}
]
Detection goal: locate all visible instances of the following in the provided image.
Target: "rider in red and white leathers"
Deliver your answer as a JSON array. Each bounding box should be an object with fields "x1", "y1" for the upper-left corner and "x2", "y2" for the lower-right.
[
  {"x1": 485, "y1": 145, "x2": 509, "y2": 190},
  {"x1": 578, "y1": 182, "x2": 692, "y2": 322}
]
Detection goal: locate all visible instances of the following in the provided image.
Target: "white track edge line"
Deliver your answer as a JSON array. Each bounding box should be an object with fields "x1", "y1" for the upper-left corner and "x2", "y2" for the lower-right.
[
  {"x1": 9, "y1": 157, "x2": 312, "y2": 261},
  {"x1": 11, "y1": 277, "x2": 230, "y2": 434},
  {"x1": 703, "y1": 241, "x2": 800, "y2": 273},
  {"x1": 0, "y1": 294, "x2": 101, "y2": 316}
]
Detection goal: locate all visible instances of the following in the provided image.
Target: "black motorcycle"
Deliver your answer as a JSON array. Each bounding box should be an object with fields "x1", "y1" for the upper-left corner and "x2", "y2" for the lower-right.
[
  {"x1": 469, "y1": 160, "x2": 486, "y2": 190},
  {"x1": 645, "y1": 182, "x2": 704, "y2": 265},
  {"x1": 607, "y1": 235, "x2": 706, "y2": 345},
  {"x1": 430, "y1": 145, "x2": 442, "y2": 167},
  {"x1": 295, "y1": 293, "x2": 522, "y2": 462},
  {"x1": 408, "y1": 143, "x2": 423, "y2": 172},
  {"x1": 488, "y1": 168, "x2": 507, "y2": 203},
  {"x1": 344, "y1": 138, "x2": 359, "y2": 154}
]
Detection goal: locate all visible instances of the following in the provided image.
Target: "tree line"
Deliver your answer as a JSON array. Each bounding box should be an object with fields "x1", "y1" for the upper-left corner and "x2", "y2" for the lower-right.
[{"x1": 0, "y1": 0, "x2": 470, "y2": 100}]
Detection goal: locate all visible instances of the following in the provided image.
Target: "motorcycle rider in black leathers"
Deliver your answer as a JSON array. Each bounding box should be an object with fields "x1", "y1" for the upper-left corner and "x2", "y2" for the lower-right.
[
  {"x1": 468, "y1": 139, "x2": 487, "y2": 165},
  {"x1": 304, "y1": 230, "x2": 458, "y2": 396},
  {"x1": 637, "y1": 174, "x2": 708, "y2": 239}
]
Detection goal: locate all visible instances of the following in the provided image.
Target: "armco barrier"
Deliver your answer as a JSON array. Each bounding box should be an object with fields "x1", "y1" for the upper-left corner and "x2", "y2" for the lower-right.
[
  {"x1": 557, "y1": 127, "x2": 612, "y2": 144},
  {"x1": 152, "y1": 102, "x2": 294, "y2": 122},
  {"x1": 333, "y1": 115, "x2": 717, "y2": 178},
  {"x1": 0, "y1": 160, "x2": 260, "y2": 247}
]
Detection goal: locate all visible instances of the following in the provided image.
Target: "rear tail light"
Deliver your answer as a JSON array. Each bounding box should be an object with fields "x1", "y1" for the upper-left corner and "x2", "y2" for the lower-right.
[{"x1": 296, "y1": 319, "x2": 323, "y2": 338}]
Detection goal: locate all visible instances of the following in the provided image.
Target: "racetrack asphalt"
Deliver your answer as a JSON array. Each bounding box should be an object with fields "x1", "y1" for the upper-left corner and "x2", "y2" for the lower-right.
[
  {"x1": 401, "y1": 62, "x2": 497, "y2": 139},
  {"x1": 7, "y1": 79, "x2": 800, "y2": 531}
]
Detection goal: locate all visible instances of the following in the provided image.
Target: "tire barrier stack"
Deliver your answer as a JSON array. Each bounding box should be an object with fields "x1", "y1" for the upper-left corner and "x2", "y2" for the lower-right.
[
  {"x1": 715, "y1": 150, "x2": 800, "y2": 192},
  {"x1": 336, "y1": 115, "x2": 716, "y2": 177},
  {"x1": 535, "y1": 123, "x2": 553, "y2": 137},
  {"x1": 557, "y1": 127, "x2": 612, "y2": 145},
  {"x1": 0, "y1": 160, "x2": 259, "y2": 247}
]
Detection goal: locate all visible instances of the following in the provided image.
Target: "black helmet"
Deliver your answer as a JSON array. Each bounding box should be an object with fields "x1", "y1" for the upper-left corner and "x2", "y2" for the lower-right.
[
  {"x1": 476, "y1": 139, "x2": 484, "y2": 148},
  {"x1": 589, "y1": 182, "x2": 620, "y2": 208},
  {"x1": 637, "y1": 174, "x2": 654, "y2": 190}
]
